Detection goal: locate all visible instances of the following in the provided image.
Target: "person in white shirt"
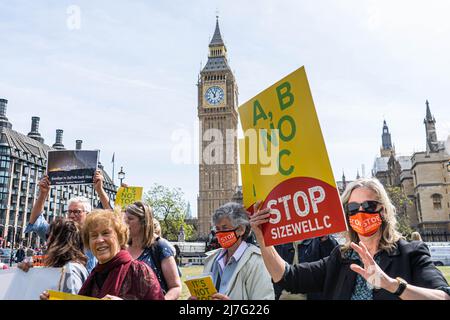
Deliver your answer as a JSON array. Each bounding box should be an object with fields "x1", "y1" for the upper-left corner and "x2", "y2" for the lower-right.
[{"x1": 191, "y1": 202, "x2": 274, "y2": 300}]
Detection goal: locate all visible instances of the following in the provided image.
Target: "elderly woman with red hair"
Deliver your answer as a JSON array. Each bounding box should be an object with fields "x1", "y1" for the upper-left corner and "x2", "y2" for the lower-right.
[{"x1": 79, "y1": 209, "x2": 164, "y2": 300}]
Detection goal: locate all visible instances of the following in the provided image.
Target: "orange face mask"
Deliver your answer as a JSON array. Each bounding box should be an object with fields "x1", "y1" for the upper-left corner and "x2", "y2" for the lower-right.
[
  {"x1": 216, "y1": 228, "x2": 240, "y2": 249},
  {"x1": 349, "y1": 212, "x2": 382, "y2": 237}
]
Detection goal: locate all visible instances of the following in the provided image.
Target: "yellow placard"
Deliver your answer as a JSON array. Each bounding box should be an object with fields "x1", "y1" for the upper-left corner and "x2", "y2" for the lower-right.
[
  {"x1": 239, "y1": 138, "x2": 257, "y2": 210},
  {"x1": 114, "y1": 186, "x2": 143, "y2": 208},
  {"x1": 239, "y1": 66, "x2": 337, "y2": 192},
  {"x1": 48, "y1": 290, "x2": 100, "y2": 300},
  {"x1": 238, "y1": 66, "x2": 347, "y2": 246},
  {"x1": 184, "y1": 274, "x2": 217, "y2": 300}
]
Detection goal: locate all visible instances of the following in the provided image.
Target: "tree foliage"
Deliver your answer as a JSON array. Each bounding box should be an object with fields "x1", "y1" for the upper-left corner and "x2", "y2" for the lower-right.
[
  {"x1": 386, "y1": 186, "x2": 414, "y2": 237},
  {"x1": 144, "y1": 184, "x2": 195, "y2": 241}
]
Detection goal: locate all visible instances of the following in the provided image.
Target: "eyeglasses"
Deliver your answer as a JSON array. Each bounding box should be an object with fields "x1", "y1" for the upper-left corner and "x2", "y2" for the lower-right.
[
  {"x1": 67, "y1": 209, "x2": 84, "y2": 216},
  {"x1": 346, "y1": 201, "x2": 381, "y2": 215}
]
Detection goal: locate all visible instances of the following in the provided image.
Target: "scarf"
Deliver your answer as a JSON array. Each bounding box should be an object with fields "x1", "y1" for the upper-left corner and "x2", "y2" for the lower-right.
[{"x1": 78, "y1": 250, "x2": 132, "y2": 298}]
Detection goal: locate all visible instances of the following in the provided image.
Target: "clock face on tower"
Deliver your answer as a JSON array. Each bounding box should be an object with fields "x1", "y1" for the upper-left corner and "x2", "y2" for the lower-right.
[{"x1": 204, "y1": 86, "x2": 225, "y2": 106}]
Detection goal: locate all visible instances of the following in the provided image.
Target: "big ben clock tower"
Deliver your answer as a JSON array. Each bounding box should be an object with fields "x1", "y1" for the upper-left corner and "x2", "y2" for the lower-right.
[{"x1": 197, "y1": 17, "x2": 239, "y2": 238}]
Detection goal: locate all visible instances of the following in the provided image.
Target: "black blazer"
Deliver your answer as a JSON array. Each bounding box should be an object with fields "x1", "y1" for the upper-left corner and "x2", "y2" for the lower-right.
[{"x1": 275, "y1": 239, "x2": 450, "y2": 300}]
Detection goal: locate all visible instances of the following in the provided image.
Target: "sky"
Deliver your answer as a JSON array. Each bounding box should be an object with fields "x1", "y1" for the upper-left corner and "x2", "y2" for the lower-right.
[{"x1": 1, "y1": 0, "x2": 449, "y2": 217}]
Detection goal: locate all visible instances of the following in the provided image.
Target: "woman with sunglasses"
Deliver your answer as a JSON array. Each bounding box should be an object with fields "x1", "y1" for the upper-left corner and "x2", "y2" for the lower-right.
[{"x1": 249, "y1": 178, "x2": 450, "y2": 300}]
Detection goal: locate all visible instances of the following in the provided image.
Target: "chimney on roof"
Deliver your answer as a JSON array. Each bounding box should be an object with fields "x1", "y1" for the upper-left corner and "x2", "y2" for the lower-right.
[
  {"x1": 27, "y1": 116, "x2": 44, "y2": 144},
  {"x1": 0, "y1": 99, "x2": 12, "y2": 129},
  {"x1": 52, "y1": 129, "x2": 65, "y2": 150},
  {"x1": 75, "y1": 140, "x2": 82, "y2": 150}
]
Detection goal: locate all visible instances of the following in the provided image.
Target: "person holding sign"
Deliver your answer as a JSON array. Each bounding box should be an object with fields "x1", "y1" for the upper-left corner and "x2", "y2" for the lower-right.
[
  {"x1": 34, "y1": 218, "x2": 89, "y2": 299},
  {"x1": 115, "y1": 186, "x2": 143, "y2": 208},
  {"x1": 124, "y1": 201, "x2": 182, "y2": 300},
  {"x1": 24, "y1": 170, "x2": 111, "y2": 273},
  {"x1": 250, "y1": 178, "x2": 450, "y2": 300},
  {"x1": 191, "y1": 202, "x2": 274, "y2": 300},
  {"x1": 78, "y1": 209, "x2": 164, "y2": 300}
]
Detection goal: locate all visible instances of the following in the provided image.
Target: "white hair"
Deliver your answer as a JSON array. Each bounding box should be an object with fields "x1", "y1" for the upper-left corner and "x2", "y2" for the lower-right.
[
  {"x1": 68, "y1": 196, "x2": 92, "y2": 213},
  {"x1": 341, "y1": 177, "x2": 402, "y2": 253},
  {"x1": 212, "y1": 202, "x2": 251, "y2": 240}
]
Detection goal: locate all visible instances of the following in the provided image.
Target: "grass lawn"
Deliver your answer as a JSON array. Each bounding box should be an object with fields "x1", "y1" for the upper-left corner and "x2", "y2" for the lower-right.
[
  {"x1": 180, "y1": 265, "x2": 204, "y2": 300},
  {"x1": 437, "y1": 266, "x2": 450, "y2": 283}
]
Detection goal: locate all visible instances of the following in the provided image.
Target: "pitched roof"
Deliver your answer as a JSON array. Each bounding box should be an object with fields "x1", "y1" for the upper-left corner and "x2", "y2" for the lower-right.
[
  {"x1": 209, "y1": 18, "x2": 224, "y2": 46},
  {"x1": 202, "y1": 56, "x2": 230, "y2": 72},
  {"x1": 0, "y1": 126, "x2": 51, "y2": 161}
]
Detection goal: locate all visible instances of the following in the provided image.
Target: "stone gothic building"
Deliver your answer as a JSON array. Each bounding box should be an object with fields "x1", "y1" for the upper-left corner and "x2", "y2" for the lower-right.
[{"x1": 372, "y1": 101, "x2": 450, "y2": 240}]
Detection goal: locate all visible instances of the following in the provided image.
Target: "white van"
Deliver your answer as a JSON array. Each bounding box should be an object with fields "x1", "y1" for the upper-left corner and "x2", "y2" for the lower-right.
[{"x1": 426, "y1": 242, "x2": 450, "y2": 266}]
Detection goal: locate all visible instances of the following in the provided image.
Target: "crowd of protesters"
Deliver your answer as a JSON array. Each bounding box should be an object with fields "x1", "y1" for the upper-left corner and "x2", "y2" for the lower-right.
[{"x1": 3, "y1": 171, "x2": 449, "y2": 300}]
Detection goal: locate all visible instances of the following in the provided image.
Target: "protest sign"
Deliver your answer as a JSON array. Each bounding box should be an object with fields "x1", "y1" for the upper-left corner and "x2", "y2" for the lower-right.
[
  {"x1": 47, "y1": 150, "x2": 99, "y2": 185},
  {"x1": 32, "y1": 255, "x2": 48, "y2": 267},
  {"x1": 48, "y1": 290, "x2": 99, "y2": 300},
  {"x1": 239, "y1": 138, "x2": 257, "y2": 211},
  {"x1": 0, "y1": 268, "x2": 62, "y2": 300},
  {"x1": 185, "y1": 274, "x2": 217, "y2": 300},
  {"x1": 238, "y1": 66, "x2": 347, "y2": 246},
  {"x1": 114, "y1": 186, "x2": 144, "y2": 208}
]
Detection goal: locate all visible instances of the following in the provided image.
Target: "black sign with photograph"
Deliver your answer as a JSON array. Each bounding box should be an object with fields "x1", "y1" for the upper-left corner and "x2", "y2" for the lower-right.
[{"x1": 47, "y1": 150, "x2": 99, "y2": 185}]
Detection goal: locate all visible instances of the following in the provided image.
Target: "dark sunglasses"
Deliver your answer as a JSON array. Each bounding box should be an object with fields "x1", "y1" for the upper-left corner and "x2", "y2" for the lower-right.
[{"x1": 346, "y1": 201, "x2": 381, "y2": 215}]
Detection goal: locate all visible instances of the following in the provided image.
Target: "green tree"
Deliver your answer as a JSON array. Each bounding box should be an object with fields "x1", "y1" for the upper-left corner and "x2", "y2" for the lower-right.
[
  {"x1": 386, "y1": 186, "x2": 414, "y2": 238},
  {"x1": 144, "y1": 184, "x2": 195, "y2": 241}
]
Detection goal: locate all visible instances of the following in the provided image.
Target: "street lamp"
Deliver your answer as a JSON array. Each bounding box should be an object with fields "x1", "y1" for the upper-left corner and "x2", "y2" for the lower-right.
[
  {"x1": 9, "y1": 226, "x2": 15, "y2": 267},
  {"x1": 118, "y1": 166, "x2": 125, "y2": 186}
]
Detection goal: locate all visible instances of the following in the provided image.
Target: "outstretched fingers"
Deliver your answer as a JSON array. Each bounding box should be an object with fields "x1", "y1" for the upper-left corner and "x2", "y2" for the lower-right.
[
  {"x1": 350, "y1": 263, "x2": 367, "y2": 278},
  {"x1": 252, "y1": 200, "x2": 262, "y2": 214},
  {"x1": 250, "y1": 210, "x2": 271, "y2": 223},
  {"x1": 350, "y1": 242, "x2": 376, "y2": 270}
]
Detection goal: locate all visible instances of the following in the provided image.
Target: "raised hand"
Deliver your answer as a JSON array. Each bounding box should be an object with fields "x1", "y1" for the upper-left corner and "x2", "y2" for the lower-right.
[
  {"x1": 38, "y1": 176, "x2": 51, "y2": 197},
  {"x1": 248, "y1": 200, "x2": 271, "y2": 244},
  {"x1": 93, "y1": 170, "x2": 104, "y2": 193},
  {"x1": 349, "y1": 242, "x2": 393, "y2": 290}
]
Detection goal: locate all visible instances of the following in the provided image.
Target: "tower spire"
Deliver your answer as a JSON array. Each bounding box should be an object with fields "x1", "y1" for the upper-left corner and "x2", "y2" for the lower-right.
[
  {"x1": 382, "y1": 119, "x2": 392, "y2": 149},
  {"x1": 210, "y1": 16, "x2": 224, "y2": 46},
  {"x1": 425, "y1": 99, "x2": 433, "y2": 121},
  {"x1": 424, "y1": 99, "x2": 438, "y2": 152},
  {"x1": 380, "y1": 119, "x2": 394, "y2": 157},
  {"x1": 202, "y1": 17, "x2": 230, "y2": 72}
]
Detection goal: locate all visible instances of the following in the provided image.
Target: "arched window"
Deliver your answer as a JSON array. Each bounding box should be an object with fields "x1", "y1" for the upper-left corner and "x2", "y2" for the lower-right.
[{"x1": 431, "y1": 193, "x2": 442, "y2": 210}]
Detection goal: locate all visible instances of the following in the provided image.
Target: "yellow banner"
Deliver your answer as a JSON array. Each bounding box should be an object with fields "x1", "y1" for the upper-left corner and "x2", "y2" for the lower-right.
[
  {"x1": 114, "y1": 186, "x2": 143, "y2": 208},
  {"x1": 238, "y1": 66, "x2": 347, "y2": 246},
  {"x1": 48, "y1": 290, "x2": 99, "y2": 300},
  {"x1": 239, "y1": 138, "x2": 256, "y2": 210},
  {"x1": 184, "y1": 274, "x2": 217, "y2": 300}
]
